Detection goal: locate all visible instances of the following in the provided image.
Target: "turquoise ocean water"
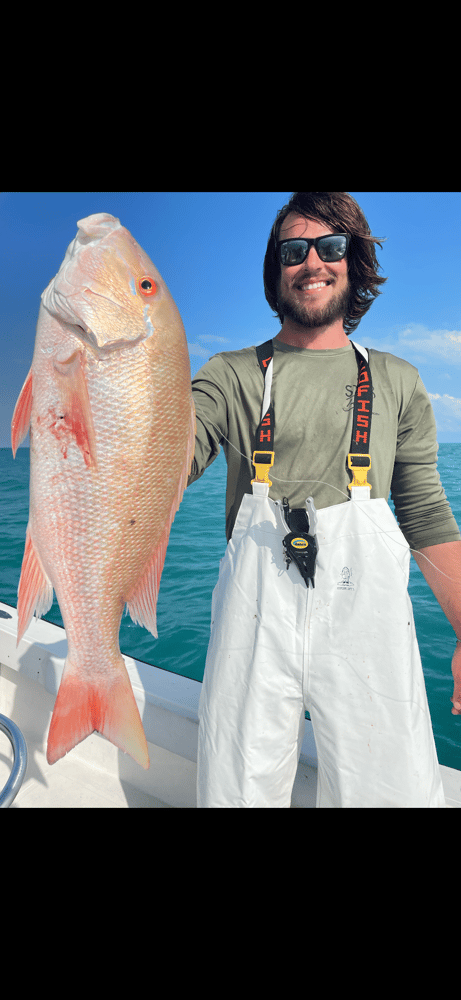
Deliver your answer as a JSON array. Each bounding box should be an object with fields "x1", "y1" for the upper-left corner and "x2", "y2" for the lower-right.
[{"x1": 1, "y1": 445, "x2": 460, "y2": 771}]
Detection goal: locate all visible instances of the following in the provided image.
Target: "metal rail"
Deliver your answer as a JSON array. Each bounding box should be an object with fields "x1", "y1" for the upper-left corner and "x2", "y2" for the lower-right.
[{"x1": 0, "y1": 714, "x2": 28, "y2": 808}]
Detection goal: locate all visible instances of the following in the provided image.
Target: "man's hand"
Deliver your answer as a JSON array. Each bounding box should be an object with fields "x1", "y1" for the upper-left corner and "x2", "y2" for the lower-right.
[{"x1": 451, "y1": 641, "x2": 461, "y2": 715}]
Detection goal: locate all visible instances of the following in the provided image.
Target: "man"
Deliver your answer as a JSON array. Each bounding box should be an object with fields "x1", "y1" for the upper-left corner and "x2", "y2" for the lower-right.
[{"x1": 188, "y1": 192, "x2": 461, "y2": 808}]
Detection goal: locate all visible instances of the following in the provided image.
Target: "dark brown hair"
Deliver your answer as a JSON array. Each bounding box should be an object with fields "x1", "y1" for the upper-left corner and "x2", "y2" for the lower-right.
[{"x1": 263, "y1": 192, "x2": 387, "y2": 335}]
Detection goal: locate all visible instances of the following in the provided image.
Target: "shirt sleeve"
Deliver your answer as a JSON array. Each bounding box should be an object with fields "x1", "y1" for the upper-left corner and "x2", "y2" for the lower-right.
[
  {"x1": 187, "y1": 356, "x2": 230, "y2": 484},
  {"x1": 390, "y1": 375, "x2": 460, "y2": 549}
]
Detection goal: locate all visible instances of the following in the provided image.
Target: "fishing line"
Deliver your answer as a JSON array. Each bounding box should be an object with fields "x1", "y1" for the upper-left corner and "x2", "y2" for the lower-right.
[{"x1": 203, "y1": 419, "x2": 458, "y2": 583}]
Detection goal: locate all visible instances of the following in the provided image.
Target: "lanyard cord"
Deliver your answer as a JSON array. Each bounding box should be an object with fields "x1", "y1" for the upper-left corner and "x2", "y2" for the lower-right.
[{"x1": 252, "y1": 339, "x2": 373, "y2": 494}]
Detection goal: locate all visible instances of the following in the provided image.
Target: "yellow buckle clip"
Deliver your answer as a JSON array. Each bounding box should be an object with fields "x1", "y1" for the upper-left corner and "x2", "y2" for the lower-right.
[
  {"x1": 252, "y1": 450, "x2": 275, "y2": 486},
  {"x1": 347, "y1": 453, "x2": 372, "y2": 491}
]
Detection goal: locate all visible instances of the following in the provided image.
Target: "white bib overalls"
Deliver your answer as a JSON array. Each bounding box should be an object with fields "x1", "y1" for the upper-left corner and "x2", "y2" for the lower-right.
[{"x1": 197, "y1": 343, "x2": 446, "y2": 808}]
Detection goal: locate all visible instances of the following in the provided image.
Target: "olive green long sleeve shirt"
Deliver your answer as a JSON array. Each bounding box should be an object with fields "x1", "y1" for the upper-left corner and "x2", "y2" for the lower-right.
[{"x1": 188, "y1": 338, "x2": 460, "y2": 549}]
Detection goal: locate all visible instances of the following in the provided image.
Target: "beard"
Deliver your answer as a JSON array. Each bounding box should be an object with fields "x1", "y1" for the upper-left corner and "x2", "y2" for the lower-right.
[{"x1": 277, "y1": 277, "x2": 351, "y2": 330}]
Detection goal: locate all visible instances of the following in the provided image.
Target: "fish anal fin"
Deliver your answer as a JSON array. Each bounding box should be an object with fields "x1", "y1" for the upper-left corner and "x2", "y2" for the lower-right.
[
  {"x1": 125, "y1": 529, "x2": 169, "y2": 639},
  {"x1": 46, "y1": 659, "x2": 149, "y2": 770},
  {"x1": 11, "y1": 369, "x2": 33, "y2": 456},
  {"x1": 17, "y1": 527, "x2": 53, "y2": 645}
]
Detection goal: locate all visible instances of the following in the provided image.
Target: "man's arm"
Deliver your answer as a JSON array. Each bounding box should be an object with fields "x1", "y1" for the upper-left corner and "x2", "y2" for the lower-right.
[{"x1": 412, "y1": 540, "x2": 461, "y2": 715}]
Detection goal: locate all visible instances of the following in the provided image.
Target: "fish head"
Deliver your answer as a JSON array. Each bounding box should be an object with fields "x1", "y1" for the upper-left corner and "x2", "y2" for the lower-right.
[{"x1": 41, "y1": 213, "x2": 184, "y2": 354}]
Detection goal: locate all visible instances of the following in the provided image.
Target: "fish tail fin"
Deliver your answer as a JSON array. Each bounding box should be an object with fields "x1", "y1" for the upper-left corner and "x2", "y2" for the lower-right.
[{"x1": 46, "y1": 658, "x2": 150, "y2": 769}]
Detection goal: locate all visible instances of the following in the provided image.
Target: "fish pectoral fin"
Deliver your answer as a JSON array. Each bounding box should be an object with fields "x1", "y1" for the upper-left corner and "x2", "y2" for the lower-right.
[
  {"x1": 16, "y1": 526, "x2": 54, "y2": 645},
  {"x1": 46, "y1": 658, "x2": 149, "y2": 769},
  {"x1": 11, "y1": 368, "x2": 33, "y2": 456},
  {"x1": 54, "y1": 350, "x2": 98, "y2": 470}
]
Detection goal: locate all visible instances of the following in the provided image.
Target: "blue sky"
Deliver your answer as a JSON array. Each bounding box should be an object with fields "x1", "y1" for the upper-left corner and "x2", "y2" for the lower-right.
[{"x1": 1, "y1": 190, "x2": 461, "y2": 445}]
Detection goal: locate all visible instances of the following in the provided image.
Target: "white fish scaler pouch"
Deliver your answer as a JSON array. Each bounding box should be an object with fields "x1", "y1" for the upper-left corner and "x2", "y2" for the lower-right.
[{"x1": 197, "y1": 341, "x2": 446, "y2": 808}]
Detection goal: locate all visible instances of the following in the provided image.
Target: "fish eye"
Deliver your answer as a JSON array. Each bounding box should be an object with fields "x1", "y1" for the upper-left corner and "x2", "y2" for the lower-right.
[{"x1": 138, "y1": 276, "x2": 157, "y2": 296}]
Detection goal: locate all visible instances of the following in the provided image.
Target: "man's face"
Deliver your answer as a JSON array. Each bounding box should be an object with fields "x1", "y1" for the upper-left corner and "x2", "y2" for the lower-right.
[{"x1": 276, "y1": 213, "x2": 350, "y2": 329}]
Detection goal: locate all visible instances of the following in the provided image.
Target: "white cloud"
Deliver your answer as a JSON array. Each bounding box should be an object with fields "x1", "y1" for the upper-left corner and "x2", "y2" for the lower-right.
[
  {"x1": 400, "y1": 324, "x2": 461, "y2": 363},
  {"x1": 366, "y1": 323, "x2": 461, "y2": 365},
  {"x1": 188, "y1": 334, "x2": 230, "y2": 358},
  {"x1": 197, "y1": 334, "x2": 229, "y2": 344},
  {"x1": 428, "y1": 393, "x2": 461, "y2": 432},
  {"x1": 187, "y1": 342, "x2": 209, "y2": 358}
]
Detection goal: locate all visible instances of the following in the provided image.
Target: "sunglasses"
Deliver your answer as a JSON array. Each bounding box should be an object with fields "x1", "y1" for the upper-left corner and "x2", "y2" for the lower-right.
[{"x1": 277, "y1": 233, "x2": 350, "y2": 266}]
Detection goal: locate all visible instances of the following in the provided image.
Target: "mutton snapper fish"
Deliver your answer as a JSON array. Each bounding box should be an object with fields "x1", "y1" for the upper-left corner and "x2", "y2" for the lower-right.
[{"x1": 11, "y1": 213, "x2": 195, "y2": 769}]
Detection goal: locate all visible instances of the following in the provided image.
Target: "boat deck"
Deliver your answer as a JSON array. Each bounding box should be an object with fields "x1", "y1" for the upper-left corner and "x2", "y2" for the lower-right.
[{"x1": 0, "y1": 602, "x2": 459, "y2": 808}]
